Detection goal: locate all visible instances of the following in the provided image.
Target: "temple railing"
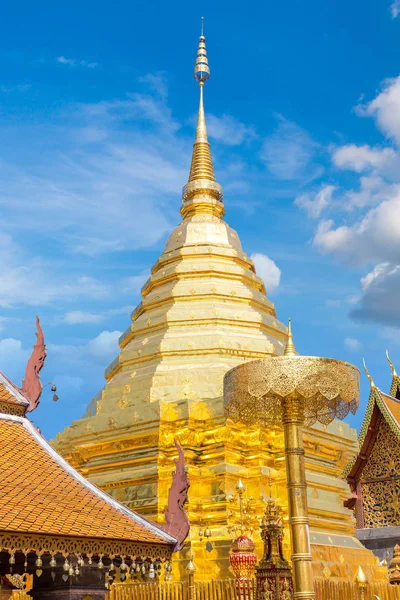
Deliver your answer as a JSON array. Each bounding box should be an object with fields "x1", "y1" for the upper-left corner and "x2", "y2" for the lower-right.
[{"x1": 107, "y1": 578, "x2": 400, "y2": 600}]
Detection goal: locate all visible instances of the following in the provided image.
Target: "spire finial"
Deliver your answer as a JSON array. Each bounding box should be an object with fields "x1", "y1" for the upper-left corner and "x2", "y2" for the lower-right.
[
  {"x1": 284, "y1": 319, "x2": 298, "y2": 356},
  {"x1": 181, "y1": 21, "x2": 224, "y2": 219},
  {"x1": 363, "y1": 359, "x2": 376, "y2": 389},
  {"x1": 386, "y1": 350, "x2": 398, "y2": 377}
]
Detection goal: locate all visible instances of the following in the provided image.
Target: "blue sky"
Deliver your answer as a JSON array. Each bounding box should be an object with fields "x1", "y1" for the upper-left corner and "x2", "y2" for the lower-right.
[{"x1": 1, "y1": 0, "x2": 400, "y2": 438}]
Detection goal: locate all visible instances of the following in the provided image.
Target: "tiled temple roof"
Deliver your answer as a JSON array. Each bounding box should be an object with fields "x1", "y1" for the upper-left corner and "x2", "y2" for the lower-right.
[{"x1": 0, "y1": 413, "x2": 176, "y2": 557}]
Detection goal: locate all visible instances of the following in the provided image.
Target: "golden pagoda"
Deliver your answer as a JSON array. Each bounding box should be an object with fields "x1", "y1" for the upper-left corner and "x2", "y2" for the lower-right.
[{"x1": 54, "y1": 24, "x2": 379, "y2": 580}]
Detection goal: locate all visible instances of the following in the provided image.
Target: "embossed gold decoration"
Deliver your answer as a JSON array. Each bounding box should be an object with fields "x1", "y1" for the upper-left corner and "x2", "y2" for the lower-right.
[{"x1": 224, "y1": 324, "x2": 360, "y2": 599}]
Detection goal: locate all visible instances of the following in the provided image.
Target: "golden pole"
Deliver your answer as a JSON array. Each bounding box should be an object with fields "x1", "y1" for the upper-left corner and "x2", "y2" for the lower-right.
[{"x1": 281, "y1": 395, "x2": 315, "y2": 600}]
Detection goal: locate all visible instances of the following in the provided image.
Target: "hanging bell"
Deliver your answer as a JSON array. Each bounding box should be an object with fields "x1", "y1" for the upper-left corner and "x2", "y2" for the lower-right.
[
  {"x1": 75, "y1": 566, "x2": 80, "y2": 576},
  {"x1": 63, "y1": 559, "x2": 70, "y2": 572},
  {"x1": 68, "y1": 566, "x2": 74, "y2": 577},
  {"x1": 35, "y1": 556, "x2": 43, "y2": 568},
  {"x1": 141, "y1": 564, "x2": 146, "y2": 574},
  {"x1": 9, "y1": 553, "x2": 15, "y2": 565},
  {"x1": 149, "y1": 563, "x2": 155, "y2": 579},
  {"x1": 98, "y1": 558, "x2": 104, "y2": 570},
  {"x1": 120, "y1": 558, "x2": 127, "y2": 571},
  {"x1": 109, "y1": 560, "x2": 115, "y2": 572},
  {"x1": 50, "y1": 556, "x2": 57, "y2": 568},
  {"x1": 51, "y1": 384, "x2": 57, "y2": 392},
  {"x1": 88, "y1": 557, "x2": 93, "y2": 565}
]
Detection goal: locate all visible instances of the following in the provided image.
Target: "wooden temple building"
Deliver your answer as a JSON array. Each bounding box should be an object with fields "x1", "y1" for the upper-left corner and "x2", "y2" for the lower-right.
[
  {"x1": 345, "y1": 355, "x2": 400, "y2": 562},
  {"x1": 0, "y1": 319, "x2": 187, "y2": 600}
]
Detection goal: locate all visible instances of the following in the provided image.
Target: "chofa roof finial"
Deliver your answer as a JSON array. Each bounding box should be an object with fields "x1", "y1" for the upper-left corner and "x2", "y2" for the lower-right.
[
  {"x1": 363, "y1": 359, "x2": 376, "y2": 389},
  {"x1": 386, "y1": 350, "x2": 398, "y2": 377}
]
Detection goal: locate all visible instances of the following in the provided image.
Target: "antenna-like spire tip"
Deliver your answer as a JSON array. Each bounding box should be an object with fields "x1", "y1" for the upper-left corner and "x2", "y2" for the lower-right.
[{"x1": 194, "y1": 18, "x2": 210, "y2": 83}]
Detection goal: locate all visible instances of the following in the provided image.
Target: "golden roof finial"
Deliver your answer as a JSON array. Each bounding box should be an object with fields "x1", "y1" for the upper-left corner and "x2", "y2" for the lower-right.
[
  {"x1": 284, "y1": 319, "x2": 298, "y2": 356},
  {"x1": 386, "y1": 350, "x2": 398, "y2": 377},
  {"x1": 181, "y1": 19, "x2": 224, "y2": 219},
  {"x1": 363, "y1": 359, "x2": 376, "y2": 389},
  {"x1": 355, "y1": 565, "x2": 368, "y2": 585}
]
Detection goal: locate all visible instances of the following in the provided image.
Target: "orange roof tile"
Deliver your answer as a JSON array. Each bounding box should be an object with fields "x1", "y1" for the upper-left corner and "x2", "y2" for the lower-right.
[
  {"x1": 0, "y1": 414, "x2": 175, "y2": 546},
  {"x1": 380, "y1": 392, "x2": 400, "y2": 429},
  {"x1": 0, "y1": 373, "x2": 28, "y2": 407}
]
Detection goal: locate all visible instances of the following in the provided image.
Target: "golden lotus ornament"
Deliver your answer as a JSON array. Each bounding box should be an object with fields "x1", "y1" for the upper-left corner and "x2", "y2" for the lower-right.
[{"x1": 224, "y1": 335, "x2": 360, "y2": 600}]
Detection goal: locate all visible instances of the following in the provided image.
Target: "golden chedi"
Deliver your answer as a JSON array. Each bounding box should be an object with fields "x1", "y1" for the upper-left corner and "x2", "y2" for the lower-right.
[{"x1": 54, "y1": 24, "x2": 378, "y2": 581}]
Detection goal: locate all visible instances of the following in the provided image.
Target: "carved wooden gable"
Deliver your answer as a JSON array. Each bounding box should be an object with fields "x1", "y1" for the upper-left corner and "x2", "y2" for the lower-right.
[{"x1": 360, "y1": 419, "x2": 400, "y2": 528}]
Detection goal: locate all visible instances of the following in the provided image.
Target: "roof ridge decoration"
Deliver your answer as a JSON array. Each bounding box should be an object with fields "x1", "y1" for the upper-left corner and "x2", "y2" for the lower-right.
[
  {"x1": 362, "y1": 358, "x2": 376, "y2": 389},
  {"x1": 20, "y1": 316, "x2": 47, "y2": 412},
  {"x1": 0, "y1": 317, "x2": 47, "y2": 416},
  {"x1": 162, "y1": 439, "x2": 190, "y2": 550},
  {"x1": 387, "y1": 350, "x2": 400, "y2": 399},
  {"x1": 181, "y1": 19, "x2": 224, "y2": 220}
]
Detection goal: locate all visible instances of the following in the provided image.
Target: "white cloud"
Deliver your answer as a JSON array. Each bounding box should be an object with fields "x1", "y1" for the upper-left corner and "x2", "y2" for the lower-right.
[
  {"x1": 0, "y1": 90, "x2": 185, "y2": 256},
  {"x1": 332, "y1": 144, "x2": 396, "y2": 172},
  {"x1": 251, "y1": 253, "x2": 281, "y2": 293},
  {"x1": 206, "y1": 114, "x2": 256, "y2": 146},
  {"x1": 49, "y1": 330, "x2": 122, "y2": 364},
  {"x1": 350, "y1": 263, "x2": 400, "y2": 326},
  {"x1": 344, "y1": 337, "x2": 362, "y2": 352},
  {"x1": 62, "y1": 311, "x2": 104, "y2": 325},
  {"x1": 357, "y1": 76, "x2": 400, "y2": 146},
  {"x1": 313, "y1": 193, "x2": 400, "y2": 265},
  {"x1": 0, "y1": 232, "x2": 110, "y2": 307},
  {"x1": 261, "y1": 116, "x2": 322, "y2": 181},
  {"x1": 57, "y1": 56, "x2": 98, "y2": 68},
  {"x1": 391, "y1": 0, "x2": 400, "y2": 18},
  {"x1": 61, "y1": 305, "x2": 131, "y2": 325},
  {"x1": 295, "y1": 185, "x2": 335, "y2": 219},
  {"x1": 86, "y1": 330, "x2": 122, "y2": 358}
]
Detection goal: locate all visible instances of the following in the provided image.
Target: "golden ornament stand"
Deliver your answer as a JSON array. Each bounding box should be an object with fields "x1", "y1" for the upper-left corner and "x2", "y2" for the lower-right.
[{"x1": 224, "y1": 322, "x2": 360, "y2": 600}]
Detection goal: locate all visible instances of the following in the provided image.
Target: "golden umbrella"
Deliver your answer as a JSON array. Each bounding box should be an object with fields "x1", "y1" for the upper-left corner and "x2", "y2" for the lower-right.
[{"x1": 224, "y1": 321, "x2": 359, "y2": 600}]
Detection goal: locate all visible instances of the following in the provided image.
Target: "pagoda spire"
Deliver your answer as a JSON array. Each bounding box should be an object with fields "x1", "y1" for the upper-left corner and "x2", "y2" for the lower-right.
[
  {"x1": 284, "y1": 319, "x2": 298, "y2": 356},
  {"x1": 181, "y1": 19, "x2": 224, "y2": 219}
]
